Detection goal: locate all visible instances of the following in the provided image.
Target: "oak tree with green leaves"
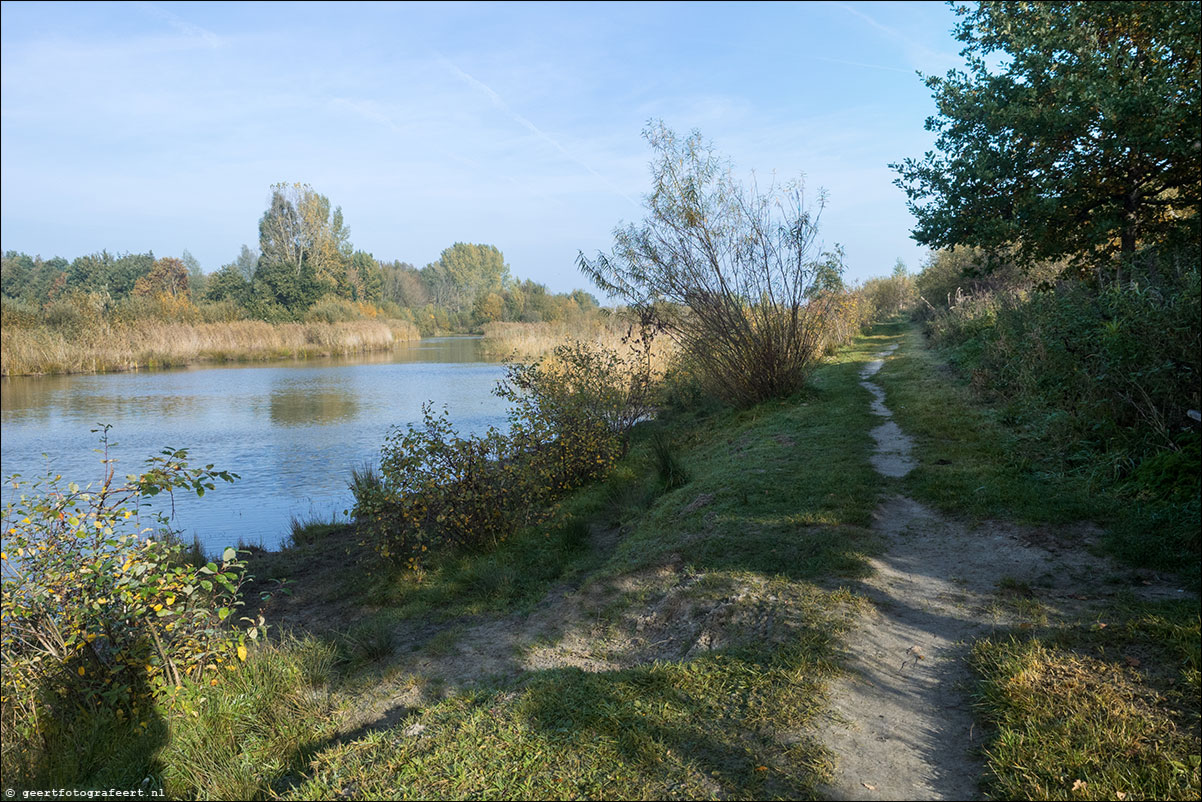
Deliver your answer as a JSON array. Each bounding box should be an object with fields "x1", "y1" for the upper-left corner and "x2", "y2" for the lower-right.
[{"x1": 892, "y1": 1, "x2": 1201, "y2": 278}]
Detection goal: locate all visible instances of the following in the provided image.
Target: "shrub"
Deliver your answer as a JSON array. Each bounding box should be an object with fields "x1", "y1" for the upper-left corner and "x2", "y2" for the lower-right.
[
  {"x1": 1, "y1": 428, "x2": 261, "y2": 781},
  {"x1": 354, "y1": 338, "x2": 654, "y2": 570},
  {"x1": 0, "y1": 296, "x2": 40, "y2": 328},
  {"x1": 579, "y1": 123, "x2": 843, "y2": 407},
  {"x1": 861, "y1": 266, "x2": 917, "y2": 320},
  {"x1": 42, "y1": 291, "x2": 109, "y2": 339},
  {"x1": 197, "y1": 299, "x2": 247, "y2": 323},
  {"x1": 304, "y1": 294, "x2": 362, "y2": 324}
]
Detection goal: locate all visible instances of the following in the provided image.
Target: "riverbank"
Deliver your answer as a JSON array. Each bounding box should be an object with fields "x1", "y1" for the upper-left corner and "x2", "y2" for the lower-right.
[
  {"x1": 0, "y1": 318, "x2": 421, "y2": 376},
  {"x1": 5, "y1": 322, "x2": 1197, "y2": 800}
]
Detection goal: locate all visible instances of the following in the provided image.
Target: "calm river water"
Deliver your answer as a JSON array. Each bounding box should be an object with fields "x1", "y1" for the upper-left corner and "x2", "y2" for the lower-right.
[{"x1": 0, "y1": 338, "x2": 509, "y2": 554}]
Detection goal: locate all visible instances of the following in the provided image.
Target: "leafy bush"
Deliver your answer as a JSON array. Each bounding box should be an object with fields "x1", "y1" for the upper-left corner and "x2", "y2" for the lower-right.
[
  {"x1": 1, "y1": 428, "x2": 261, "y2": 779},
  {"x1": 915, "y1": 245, "x2": 1201, "y2": 565},
  {"x1": 197, "y1": 299, "x2": 248, "y2": 323},
  {"x1": 42, "y1": 291, "x2": 109, "y2": 338},
  {"x1": 354, "y1": 338, "x2": 654, "y2": 570},
  {"x1": 304, "y1": 294, "x2": 363, "y2": 324},
  {"x1": 0, "y1": 296, "x2": 40, "y2": 328},
  {"x1": 861, "y1": 265, "x2": 917, "y2": 320}
]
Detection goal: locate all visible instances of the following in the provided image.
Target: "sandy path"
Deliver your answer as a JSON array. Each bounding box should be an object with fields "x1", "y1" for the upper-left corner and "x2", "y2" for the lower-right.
[{"x1": 816, "y1": 343, "x2": 1176, "y2": 801}]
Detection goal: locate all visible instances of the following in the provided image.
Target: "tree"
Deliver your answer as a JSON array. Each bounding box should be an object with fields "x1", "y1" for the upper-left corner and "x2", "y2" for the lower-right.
[
  {"x1": 421, "y1": 243, "x2": 510, "y2": 314},
  {"x1": 892, "y1": 1, "x2": 1201, "y2": 278},
  {"x1": 67, "y1": 251, "x2": 155, "y2": 298},
  {"x1": 203, "y1": 264, "x2": 251, "y2": 305},
  {"x1": 342, "y1": 251, "x2": 383, "y2": 302},
  {"x1": 133, "y1": 257, "x2": 189, "y2": 298},
  {"x1": 256, "y1": 183, "x2": 350, "y2": 307},
  {"x1": 182, "y1": 249, "x2": 206, "y2": 301},
  {"x1": 380, "y1": 261, "x2": 428, "y2": 308},
  {"x1": 233, "y1": 244, "x2": 259, "y2": 281},
  {"x1": 579, "y1": 122, "x2": 838, "y2": 406}
]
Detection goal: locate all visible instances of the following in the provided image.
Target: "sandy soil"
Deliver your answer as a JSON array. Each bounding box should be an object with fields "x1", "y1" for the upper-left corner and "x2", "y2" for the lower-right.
[{"x1": 814, "y1": 344, "x2": 1186, "y2": 801}]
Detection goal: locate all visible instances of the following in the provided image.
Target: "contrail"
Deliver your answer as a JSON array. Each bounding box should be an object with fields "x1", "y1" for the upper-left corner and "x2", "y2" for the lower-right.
[
  {"x1": 135, "y1": 1, "x2": 224, "y2": 48},
  {"x1": 438, "y1": 54, "x2": 640, "y2": 208}
]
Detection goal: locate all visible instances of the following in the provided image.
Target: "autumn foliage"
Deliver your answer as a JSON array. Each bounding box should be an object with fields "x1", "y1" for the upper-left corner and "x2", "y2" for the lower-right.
[
  {"x1": 353, "y1": 337, "x2": 655, "y2": 570},
  {"x1": 1, "y1": 429, "x2": 261, "y2": 778}
]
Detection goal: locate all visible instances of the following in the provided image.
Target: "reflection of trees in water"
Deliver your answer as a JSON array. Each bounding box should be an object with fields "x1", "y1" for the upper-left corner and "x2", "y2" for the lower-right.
[
  {"x1": 1, "y1": 375, "x2": 203, "y2": 422},
  {"x1": 269, "y1": 389, "x2": 359, "y2": 426},
  {"x1": 63, "y1": 392, "x2": 203, "y2": 421},
  {"x1": 1, "y1": 375, "x2": 68, "y2": 421}
]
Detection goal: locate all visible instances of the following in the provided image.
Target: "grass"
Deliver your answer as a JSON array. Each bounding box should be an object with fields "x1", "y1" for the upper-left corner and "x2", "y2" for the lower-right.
[
  {"x1": 875, "y1": 318, "x2": 1200, "y2": 579},
  {"x1": 288, "y1": 513, "x2": 347, "y2": 548},
  {"x1": 872, "y1": 319, "x2": 1097, "y2": 525},
  {"x1": 0, "y1": 323, "x2": 890, "y2": 800},
  {"x1": 874, "y1": 316, "x2": 1201, "y2": 801},
  {"x1": 287, "y1": 637, "x2": 843, "y2": 801},
  {"x1": 0, "y1": 317, "x2": 421, "y2": 376},
  {"x1": 601, "y1": 330, "x2": 887, "y2": 581},
  {"x1": 970, "y1": 600, "x2": 1200, "y2": 801}
]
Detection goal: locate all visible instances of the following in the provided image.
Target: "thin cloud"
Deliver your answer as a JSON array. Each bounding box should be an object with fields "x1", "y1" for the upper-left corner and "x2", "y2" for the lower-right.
[
  {"x1": 835, "y1": 2, "x2": 958, "y2": 73},
  {"x1": 438, "y1": 54, "x2": 640, "y2": 208},
  {"x1": 135, "y1": 2, "x2": 225, "y2": 48}
]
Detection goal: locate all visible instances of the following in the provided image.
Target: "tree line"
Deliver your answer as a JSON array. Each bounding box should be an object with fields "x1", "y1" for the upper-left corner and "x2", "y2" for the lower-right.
[{"x1": 1, "y1": 182, "x2": 600, "y2": 335}]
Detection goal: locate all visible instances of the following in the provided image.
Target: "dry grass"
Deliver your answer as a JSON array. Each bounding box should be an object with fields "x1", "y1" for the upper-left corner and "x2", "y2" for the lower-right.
[
  {"x1": 971, "y1": 621, "x2": 1200, "y2": 801},
  {"x1": 481, "y1": 317, "x2": 677, "y2": 375},
  {"x1": 1, "y1": 318, "x2": 420, "y2": 376}
]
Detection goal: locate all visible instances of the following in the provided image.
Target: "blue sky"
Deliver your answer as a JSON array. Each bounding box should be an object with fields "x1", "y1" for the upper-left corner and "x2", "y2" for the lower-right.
[{"x1": 1, "y1": 1, "x2": 966, "y2": 293}]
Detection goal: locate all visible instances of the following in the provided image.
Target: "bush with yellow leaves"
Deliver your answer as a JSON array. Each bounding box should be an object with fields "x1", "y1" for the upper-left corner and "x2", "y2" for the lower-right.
[{"x1": 1, "y1": 427, "x2": 262, "y2": 753}]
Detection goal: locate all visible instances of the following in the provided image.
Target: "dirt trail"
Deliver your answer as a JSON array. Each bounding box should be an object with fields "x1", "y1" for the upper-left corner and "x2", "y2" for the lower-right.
[{"x1": 816, "y1": 344, "x2": 1181, "y2": 801}]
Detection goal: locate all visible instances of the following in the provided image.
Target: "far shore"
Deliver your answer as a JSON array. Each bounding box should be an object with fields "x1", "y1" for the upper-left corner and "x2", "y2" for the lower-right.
[{"x1": 0, "y1": 317, "x2": 422, "y2": 377}]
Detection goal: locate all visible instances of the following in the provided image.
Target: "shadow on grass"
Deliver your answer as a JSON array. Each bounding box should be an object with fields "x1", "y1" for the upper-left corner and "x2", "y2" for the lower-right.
[{"x1": 4, "y1": 639, "x2": 167, "y2": 794}]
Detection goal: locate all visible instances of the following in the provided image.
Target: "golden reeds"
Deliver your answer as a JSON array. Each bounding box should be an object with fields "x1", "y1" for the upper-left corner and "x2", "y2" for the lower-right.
[
  {"x1": 0, "y1": 318, "x2": 420, "y2": 376},
  {"x1": 480, "y1": 317, "x2": 677, "y2": 375}
]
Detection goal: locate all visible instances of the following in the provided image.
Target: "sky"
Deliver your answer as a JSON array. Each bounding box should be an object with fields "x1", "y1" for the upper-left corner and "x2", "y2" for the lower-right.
[{"x1": 1, "y1": 1, "x2": 968, "y2": 294}]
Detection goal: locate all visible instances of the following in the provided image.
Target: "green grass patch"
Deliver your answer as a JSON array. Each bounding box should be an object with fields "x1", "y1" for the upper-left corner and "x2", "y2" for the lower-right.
[
  {"x1": 874, "y1": 320, "x2": 1096, "y2": 524},
  {"x1": 876, "y1": 319, "x2": 1199, "y2": 578},
  {"x1": 606, "y1": 332, "x2": 887, "y2": 581},
  {"x1": 970, "y1": 600, "x2": 1200, "y2": 801},
  {"x1": 286, "y1": 632, "x2": 843, "y2": 800}
]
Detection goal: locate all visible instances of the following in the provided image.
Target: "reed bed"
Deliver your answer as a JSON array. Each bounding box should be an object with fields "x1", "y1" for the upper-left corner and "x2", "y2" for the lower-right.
[
  {"x1": 1, "y1": 318, "x2": 420, "y2": 376},
  {"x1": 481, "y1": 318, "x2": 677, "y2": 375}
]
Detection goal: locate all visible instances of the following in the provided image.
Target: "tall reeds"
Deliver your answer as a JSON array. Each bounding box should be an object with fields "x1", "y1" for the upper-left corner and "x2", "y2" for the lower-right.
[
  {"x1": 0, "y1": 318, "x2": 420, "y2": 376},
  {"x1": 480, "y1": 317, "x2": 677, "y2": 375}
]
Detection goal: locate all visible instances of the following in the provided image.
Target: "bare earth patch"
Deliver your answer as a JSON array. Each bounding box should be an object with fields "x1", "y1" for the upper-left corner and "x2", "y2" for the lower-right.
[{"x1": 335, "y1": 551, "x2": 856, "y2": 740}]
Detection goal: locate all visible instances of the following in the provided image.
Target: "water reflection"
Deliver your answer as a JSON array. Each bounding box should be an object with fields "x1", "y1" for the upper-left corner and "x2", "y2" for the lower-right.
[
  {"x1": 269, "y1": 387, "x2": 359, "y2": 426},
  {"x1": 1, "y1": 338, "x2": 509, "y2": 553}
]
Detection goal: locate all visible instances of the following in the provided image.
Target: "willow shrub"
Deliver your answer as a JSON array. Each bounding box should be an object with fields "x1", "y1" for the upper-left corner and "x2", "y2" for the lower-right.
[
  {"x1": 579, "y1": 124, "x2": 840, "y2": 408},
  {"x1": 355, "y1": 338, "x2": 654, "y2": 570},
  {"x1": 1, "y1": 429, "x2": 263, "y2": 780}
]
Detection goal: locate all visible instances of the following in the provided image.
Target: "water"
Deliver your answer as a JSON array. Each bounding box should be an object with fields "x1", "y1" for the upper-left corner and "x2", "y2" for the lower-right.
[{"x1": 0, "y1": 338, "x2": 510, "y2": 554}]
